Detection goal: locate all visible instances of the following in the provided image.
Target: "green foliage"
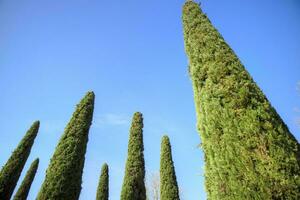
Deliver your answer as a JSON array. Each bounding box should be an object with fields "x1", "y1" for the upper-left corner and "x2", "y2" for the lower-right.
[
  {"x1": 96, "y1": 163, "x2": 109, "y2": 200},
  {"x1": 0, "y1": 121, "x2": 40, "y2": 200},
  {"x1": 13, "y1": 158, "x2": 39, "y2": 200},
  {"x1": 121, "y1": 112, "x2": 146, "y2": 200},
  {"x1": 37, "y1": 92, "x2": 95, "y2": 200},
  {"x1": 160, "y1": 135, "x2": 180, "y2": 200},
  {"x1": 182, "y1": 1, "x2": 300, "y2": 199}
]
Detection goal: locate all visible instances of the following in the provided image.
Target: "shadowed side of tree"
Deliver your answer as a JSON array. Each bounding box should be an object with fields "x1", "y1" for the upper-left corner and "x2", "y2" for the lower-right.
[
  {"x1": 182, "y1": 1, "x2": 300, "y2": 199},
  {"x1": 37, "y1": 92, "x2": 95, "y2": 200},
  {"x1": 0, "y1": 121, "x2": 40, "y2": 200},
  {"x1": 13, "y1": 158, "x2": 39, "y2": 200},
  {"x1": 160, "y1": 135, "x2": 180, "y2": 200},
  {"x1": 121, "y1": 112, "x2": 146, "y2": 200},
  {"x1": 96, "y1": 163, "x2": 109, "y2": 200}
]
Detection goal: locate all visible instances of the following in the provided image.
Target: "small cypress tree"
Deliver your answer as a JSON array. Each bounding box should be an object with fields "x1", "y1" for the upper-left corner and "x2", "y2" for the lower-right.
[
  {"x1": 160, "y1": 135, "x2": 180, "y2": 200},
  {"x1": 13, "y1": 158, "x2": 39, "y2": 200},
  {"x1": 96, "y1": 163, "x2": 109, "y2": 200},
  {"x1": 37, "y1": 91, "x2": 95, "y2": 200},
  {"x1": 182, "y1": 1, "x2": 300, "y2": 199},
  {"x1": 121, "y1": 112, "x2": 146, "y2": 200},
  {"x1": 0, "y1": 121, "x2": 40, "y2": 200}
]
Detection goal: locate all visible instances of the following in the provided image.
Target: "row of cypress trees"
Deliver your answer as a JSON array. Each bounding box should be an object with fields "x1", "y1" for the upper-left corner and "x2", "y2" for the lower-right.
[
  {"x1": 2, "y1": 1, "x2": 299, "y2": 199},
  {"x1": 0, "y1": 92, "x2": 181, "y2": 200}
]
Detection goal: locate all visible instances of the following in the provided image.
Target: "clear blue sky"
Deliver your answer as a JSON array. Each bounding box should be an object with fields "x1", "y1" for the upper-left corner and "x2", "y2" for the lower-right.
[{"x1": 0, "y1": 0, "x2": 299, "y2": 199}]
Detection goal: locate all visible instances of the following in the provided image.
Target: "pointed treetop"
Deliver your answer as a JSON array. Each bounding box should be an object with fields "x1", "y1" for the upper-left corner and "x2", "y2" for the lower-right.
[
  {"x1": 161, "y1": 135, "x2": 170, "y2": 144},
  {"x1": 133, "y1": 112, "x2": 142, "y2": 119},
  {"x1": 85, "y1": 91, "x2": 95, "y2": 99},
  {"x1": 25, "y1": 120, "x2": 40, "y2": 139},
  {"x1": 32, "y1": 158, "x2": 39, "y2": 165},
  {"x1": 32, "y1": 120, "x2": 40, "y2": 127},
  {"x1": 79, "y1": 91, "x2": 95, "y2": 105},
  {"x1": 101, "y1": 163, "x2": 108, "y2": 171}
]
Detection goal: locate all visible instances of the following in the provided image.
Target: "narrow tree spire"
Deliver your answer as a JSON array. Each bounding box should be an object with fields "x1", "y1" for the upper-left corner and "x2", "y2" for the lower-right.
[
  {"x1": 182, "y1": 1, "x2": 300, "y2": 199},
  {"x1": 121, "y1": 112, "x2": 146, "y2": 200},
  {"x1": 96, "y1": 163, "x2": 109, "y2": 200},
  {"x1": 37, "y1": 91, "x2": 95, "y2": 200},
  {"x1": 0, "y1": 121, "x2": 40, "y2": 200},
  {"x1": 13, "y1": 158, "x2": 39, "y2": 200},
  {"x1": 160, "y1": 135, "x2": 180, "y2": 200}
]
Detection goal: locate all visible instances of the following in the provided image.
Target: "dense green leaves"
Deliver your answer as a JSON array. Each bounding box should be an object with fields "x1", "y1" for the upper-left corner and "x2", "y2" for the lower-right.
[
  {"x1": 0, "y1": 121, "x2": 40, "y2": 200},
  {"x1": 160, "y1": 135, "x2": 180, "y2": 200},
  {"x1": 121, "y1": 112, "x2": 146, "y2": 200},
  {"x1": 37, "y1": 92, "x2": 95, "y2": 200},
  {"x1": 13, "y1": 158, "x2": 39, "y2": 200},
  {"x1": 96, "y1": 163, "x2": 109, "y2": 200},
  {"x1": 182, "y1": 1, "x2": 300, "y2": 199}
]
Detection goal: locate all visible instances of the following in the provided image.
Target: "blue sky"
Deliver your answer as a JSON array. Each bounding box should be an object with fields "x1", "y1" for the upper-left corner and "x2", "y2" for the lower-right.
[{"x1": 0, "y1": 0, "x2": 299, "y2": 199}]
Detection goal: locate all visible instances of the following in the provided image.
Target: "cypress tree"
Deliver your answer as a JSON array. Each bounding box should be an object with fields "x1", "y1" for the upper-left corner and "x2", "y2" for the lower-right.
[
  {"x1": 37, "y1": 91, "x2": 95, "y2": 200},
  {"x1": 160, "y1": 135, "x2": 180, "y2": 200},
  {"x1": 0, "y1": 121, "x2": 40, "y2": 200},
  {"x1": 182, "y1": 1, "x2": 300, "y2": 199},
  {"x1": 13, "y1": 158, "x2": 39, "y2": 200},
  {"x1": 121, "y1": 112, "x2": 146, "y2": 200},
  {"x1": 96, "y1": 163, "x2": 109, "y2": 200}
]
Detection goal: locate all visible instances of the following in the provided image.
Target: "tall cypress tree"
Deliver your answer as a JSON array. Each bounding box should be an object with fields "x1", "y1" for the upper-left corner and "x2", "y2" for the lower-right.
[
  {"x1": 13, "y1": 158, "x2": 39, "y2": 200},
  {"x1": 96, "y1": 163, "x2": 109, "y2": 200},
  {"x1": 37, "y1": 91, "x2": 95, "y2": 200},
  {"x1": 121, "y1": 112, "x2": 146, "y2": 200},
  {"x1": 160, "y1": 135, "x2": 180, "y2": 200},
  {"x1": 182, "y1": 1, "x2": 300, "y2": 199},
  {"x1": 0, "y1": 121, "x2": 40, "y2": 200}
]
